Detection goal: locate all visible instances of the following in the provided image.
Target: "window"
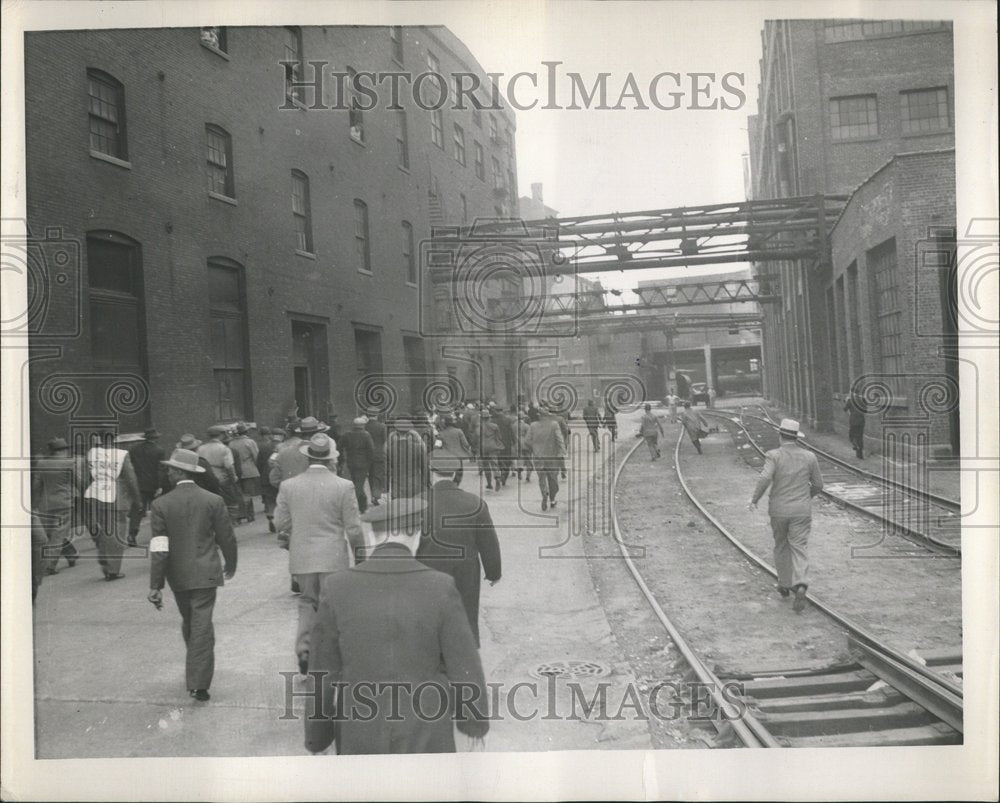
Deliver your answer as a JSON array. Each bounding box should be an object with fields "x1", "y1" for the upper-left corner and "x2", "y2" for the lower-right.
[
  {"x1": 347, "y1": 67, "x2": 365, "y2": 143},
  {"x1": 472, "y1": 99, "x2": 482, "y2": 127},
  {"x1": 87, "y1": 231, "x2": 144, "y2": 371},
  {"x1": 396, "y1": 110, "x2": 409, "y2": 169},
  {"x1": 474, "y1": 141, "x2": 485, "y2": 180},
  {"x1": 453, "y1": 123, "x2": 466, "y2": 165},
  {"x1": 284, "y1": 26, "x2": 304, "y2": 103},
  {"x1": 430, "y1": 108, "x2": 444, "y2": 148},
  {"x1": 389, "y1": 25, "x2": 403, "y2": 64},
  {"x1": 87, "y1": 69, "x2": 127, "y2": 159},
  {"x1": 426, "y1": 50, "x2": 441, "y2": 77},
  {"x1": 824, "y1": 19, "x2": 945, "y2": 42},
  {"x1": 835, "y1": 275, "x2": 849, "y2": 393},
  {"x1": 402, "y1": 221, "x2": 416, "y2": 284},
  {"x1": 208, "y1": 259, "x2": 250, "y2": 421},
  {"x1": 460, "y1": 193, "x2": 468, "y2": 224},
  {"x1": 354, "y1": 328, "x2": 383, "y2": 379},
  {"x1": 492, "y1": 156, "x2": 503, "y2": 190},
  {"x1": 846, "y1": 261, "x2": 863, "y2": 378},
  {"x1": 291, "y1": 170, "x2": 313, "y2": 253},
  {"x1": 830, "y1": 94, "x2": 878, "y2": 140},
  {"x1": 354, "y1": 200, "x2": 371, "y2": 272},
  {"x1": 870, "y1": 239, "x2": 904, "y2": 399},
  {"x1": 200, "y1": 26, "x2": 227, "y2": 53},
  {"x1": 205, "y1": 124, "x2": 234, "y2": 198},
  {"x1": 489, "y1": 114, "x2": 499, "y2": 142},
  {"x1": 901, "y1": 87, "x2": 949, "y2": 133}
]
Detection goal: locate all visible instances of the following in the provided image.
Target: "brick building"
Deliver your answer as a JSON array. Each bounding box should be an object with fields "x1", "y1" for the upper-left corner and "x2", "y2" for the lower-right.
[
  {"x1": 747, "y1": 19, "x2": 957, "y2": 454},
  {"x1": 25, "y1": 25, "x2": 520, "y2": 450}
]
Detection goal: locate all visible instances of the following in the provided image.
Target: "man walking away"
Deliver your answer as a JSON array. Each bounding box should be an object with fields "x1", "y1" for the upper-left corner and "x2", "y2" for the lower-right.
[
  {"x1": 256, "y1": 427, "x2": 280, "y2": 532},
  {"x1": 365, "y1": 411, "x2": 388, "y2": 505},
  {"x1": 148, "y1": 449, "x2": 237, "y2": 701},
  {"x1": 667, "y1": 388, "x2": 679, "y2": 423},
  {"x1": 582, "y1": 399, "x2": 602, "y2": 452},
  {"x1": 748, "y1": 419, "x2": 824, "y2": 613},
  {"x1": 844, "y1": 392, "x2": 867, "y2": 459},
  {"x1": 127, "y1": 428, "x2": 166, "y2": 545},
  {"x1": 515, "y1": 412, "x2": 533, "y2": 481},
  {"x1": 33, "y1": 437, "x2": 87, "y2": 573},
  {"x1": 639, "y1": 403, "x2": 664, "y2": 460},
  {"x1": 477, "y1": 411, "x2": 504, "y2": 492},
  {"x1": 305, "y1": 497, "x2": 489, "y2": 755},
  {"x1": 418, "y1": 449, "x2": 501, "y2": 646},
  {"x1": 171, "y1": 435, "x2": 222, "y2": 496},
  {"x1": 274, "y1": 433, "x2": 364, "y2": 675},
  {"x1": 526, "y1": 404, "x2": 566, "y2": 510},
  {"x1": 197, "y1": 426, "x2": 243, "y2": 523},
  {"x1": 84, "y1": 430, "x2": 141, "y2": 580},
  {"x1": 436, "y1": 415, "x2": 474, "y2": 487},
  {"x1": 340, "y1": 417, "x2": 376, "y2": 513},
  {"x1": 229, "y1": 423, "x2": 260, "y2": 522},
  {"x1": 602, "y1": 401, "x2": 618, "y2": 443},
  {"x1": 680, "y1": 401, "x2": 709, "y2": 455}
]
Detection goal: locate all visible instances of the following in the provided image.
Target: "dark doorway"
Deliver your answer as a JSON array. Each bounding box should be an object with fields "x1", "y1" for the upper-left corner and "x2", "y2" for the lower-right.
[{"x1": 292, "y1": 320, "x2": 328, "y2": 420}]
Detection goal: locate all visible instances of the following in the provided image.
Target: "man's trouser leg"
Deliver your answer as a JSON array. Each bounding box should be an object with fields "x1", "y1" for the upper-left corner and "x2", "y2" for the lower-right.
[
  {"x1": 588, "y1": 428, "x2": 599, "y2": 451},
  {"x1": 42, "y1": 508, "x2": 72, "y2": 571},
  {"x1": 644, "y1": 435, "x2": 658, "y2": 458},
  {"x1": 350, "y1": 470, "x2": 368, "y2": 513},
  {"x1": 95, "y1": 504, "x2": 127, "y2": 575},
  {"x1": 294, "y1": 572, "x2": 328, "y2": 664},
  {"x1": 771, "y1": 516, "x2": 810, "y2": 589},
  {"x1": 173, "y1": 587, "x2": 217, "y2": 690},
  {"x1": 453, "y1": 461, "x2": 464, "y2": 487},
  {"x1": 369, "y1": 462, "x2": 385, "y2": 501}
]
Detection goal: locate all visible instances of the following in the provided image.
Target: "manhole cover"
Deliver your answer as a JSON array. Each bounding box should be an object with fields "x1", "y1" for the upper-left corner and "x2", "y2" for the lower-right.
[{"x1": 529, "y1": 660, "x2": 611, "y2": 680}]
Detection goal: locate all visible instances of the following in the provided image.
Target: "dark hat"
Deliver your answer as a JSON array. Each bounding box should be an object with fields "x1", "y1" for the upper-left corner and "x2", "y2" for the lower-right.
[
  {"x1": 429, "y1": 448, "x2": 463, "y2": 475},
  {"x1": 259, "y1": 426, "x2": 272, "y2": 436},
  {"x1": 161, "y1": 448, "x2": 206, "y2": 474},
  {"x1": 285, "y1": 416, "x2": 301, "y2": 433},
  {"x1": 294, "y1": 416, "x2": 330, "y2": 435},
  {"x1": 360, "y1": 496, "x2": 427, "y2": 532},
  {"x1": 47, "y1": 437, "x2": 70, "y2": 452},
  {"x1": 144, "y1": 428, "x2": 161, "y2": 440},
  {"x1": 235, "y1": 422, "x2": 248, "y2": 434},
  {"x1": 299, "y1": 433, "x2": 338, "y2": 461},
  {"x1": 207, "y1": 424, "x2": 228, "y2": 437}
]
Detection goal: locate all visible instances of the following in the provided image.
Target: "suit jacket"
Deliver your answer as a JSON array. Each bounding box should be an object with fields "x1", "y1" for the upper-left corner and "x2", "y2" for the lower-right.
[
  {"x1": 526, "y1": 417, "x2": 565, "y2": 459},
  {"x1": 437, "y1": 426, "x2": 473, "y2": 458},
  {"x1": 305, "y1": 542, "x2": 489, "y2": 755},
  {"x1": 128, "y1": 441, "x2": 167, "y2": 495},
  {"x1": 229, "y1": 435, "x2": 260, "y2": 479},
  {"x1": 365, "y1": 419, "x2": 388, "y2": 459},
  {"x1": 32, "y1": 454, "x2": 87, "y2": 512},
  {"x1": 149, "y1": 481, "x2": 237, "y2": 591},
  {"x1": 269, "y1": 436, "x2": 309, "y2": 486},
  {"x1": 752, "y1": 443, "x2": 824, "y2": 517},
  {"x1": 340, "y1": 429, "x2": 376, "y2": 470},
  {"x1": 418, "y1": 479, "x2": 501, "y2": 646},
  {"x1": 274, "y1": 465, "x2": 365, "y2": 574}
]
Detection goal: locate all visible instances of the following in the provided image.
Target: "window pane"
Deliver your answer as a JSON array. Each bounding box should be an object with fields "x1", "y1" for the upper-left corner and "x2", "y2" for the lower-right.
[
  {"x1": 88, "y1": 237, "x2": 136, "y2": 294},
  {"x1": 901, "y1": 87, "x2": 949, "y2": 133},
  {"x1": 90, "y1": 297, "x2": 140, "y2": 367},
  {"x1": 830, "y1": 95, "x2": 878, "y2": 140}
]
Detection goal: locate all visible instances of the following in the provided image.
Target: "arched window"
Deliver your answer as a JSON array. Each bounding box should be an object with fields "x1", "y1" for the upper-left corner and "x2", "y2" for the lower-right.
[
  {"x1": 87, "y1": 69, "x2": 127, "y2": 159},
  {"x1": 87, "y1": 231, "x2": 144, "y2": 371}
]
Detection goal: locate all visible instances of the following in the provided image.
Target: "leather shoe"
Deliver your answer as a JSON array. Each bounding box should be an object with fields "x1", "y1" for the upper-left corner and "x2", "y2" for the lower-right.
[
  {"x1": 189, "y1": 689, "x2": 210, "y2": 702},
  {"x1": 541, "y1": 495, "x2": 548, "y2": 511},
  {"x1": 777, "y1": 585, "x2": 790, "y2": 598},
  {"x1": 104, "y1": 573, "x2": 125, "y2": 581},
  {"x1": 298, "y1": 656, "x2": 309, "y2": 676},
  {"x1": 792, "y1": 585, "x2": 808, "y2": 613}
]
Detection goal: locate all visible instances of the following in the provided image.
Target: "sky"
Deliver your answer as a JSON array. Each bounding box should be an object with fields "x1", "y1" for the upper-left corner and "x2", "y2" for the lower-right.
[{"x1": 443, "y1": 1, "x2": 769, "y2": 291}]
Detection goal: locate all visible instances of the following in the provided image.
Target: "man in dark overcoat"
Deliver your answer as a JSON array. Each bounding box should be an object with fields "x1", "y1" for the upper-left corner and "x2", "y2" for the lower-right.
[
  {"x1": 417, "y1": 449, "x2": 501, "y2": 646},
  {"x1": 127, "y1": 427, "x2": 166, "y2": 544},
  {"x1": 305, "y1": 497, "x2": 489, "y2": 755},
  {"x1": 147, "y1": 449, "x2": 237, "y2": 701},
  {"x1": 339, "y1": 417, "x2": 377, "y2": 513}
]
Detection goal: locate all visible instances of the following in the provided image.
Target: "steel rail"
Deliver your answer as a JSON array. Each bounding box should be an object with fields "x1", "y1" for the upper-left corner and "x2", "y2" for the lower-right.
[
  {"x1": 610, "y1": 437, "x2": 779, "y2": 748},
  {"x1": 670, "y1": 416, "x2": 965, "y2": 720},
  {"x1": 701, "y1": 409, "x2": 961, "y2": 556}
]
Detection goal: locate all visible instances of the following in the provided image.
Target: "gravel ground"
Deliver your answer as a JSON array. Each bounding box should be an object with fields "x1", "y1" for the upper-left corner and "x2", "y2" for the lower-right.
[{"x1": 582, "y1": 409, "x2": 962, "y2": 748}]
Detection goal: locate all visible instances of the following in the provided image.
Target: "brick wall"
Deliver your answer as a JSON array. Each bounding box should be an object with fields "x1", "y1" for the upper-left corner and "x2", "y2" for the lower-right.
[{"x1": 25, "y1": 25, "x2": 520, "y2": 450}]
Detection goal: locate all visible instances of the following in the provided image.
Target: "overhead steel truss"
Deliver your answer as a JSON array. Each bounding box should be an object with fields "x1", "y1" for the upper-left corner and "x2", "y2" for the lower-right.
[{"x1": 427, "y1": 194, "x2": 847, "y2": 281}]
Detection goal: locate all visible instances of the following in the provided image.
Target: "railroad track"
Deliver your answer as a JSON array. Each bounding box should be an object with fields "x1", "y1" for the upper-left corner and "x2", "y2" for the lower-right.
[
  {"x1": 609, "y1": 430, "x2": 963, "y2": 748},
  {"x1": 700, "y1": 407, "x2": 962, "y2": 556}
]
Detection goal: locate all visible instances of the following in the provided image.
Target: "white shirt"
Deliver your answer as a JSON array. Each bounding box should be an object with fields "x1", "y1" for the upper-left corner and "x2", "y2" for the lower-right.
[{"x1": 84, "y1": 446, "x2": 128, "y2": 503}]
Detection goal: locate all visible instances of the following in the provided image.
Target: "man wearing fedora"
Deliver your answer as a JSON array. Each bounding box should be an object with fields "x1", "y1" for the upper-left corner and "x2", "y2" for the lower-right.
[
  {"x1": 84, "y1": 429, "x2": 141, "y2": 581},
  {"x1": 229, "y1": 423, "x2": 261, "y2": 523},
  {"x1": 197, "y1": 426, "x2": 243, "y2": 523},
  {"x1": 417, "y1": 449, "x2": 501, "y2": 647},
  {"x1": 274, "y1": 433, "x2": 365, "y2": 676},
  {"x1": 364, "y1": 411, "x2": 388, "y2": 505},
  {"x1": 127, "y1": 427, "x2": 167, "y2": 546},
  {"x1": 32, "y1": 436, "x2": 87, "y2": 573},
  {"x1": 525, "y1": 404, "x2": 566, "y2": 511},
  {"x1": 269, "y1": 416, "x2": 329, "y2": 490},
  {"x1": 748, "y1": 418, "x2": 824, "y2": 612},
  {"x1": 169, "y1": 435, "x2": 222, "y2": 496},
  {"x1": 148, "y1": 449, "x2": 237, "y2": 702},
  {"x1": 339, "y1": 417, "x2": 377, "y2": 513},
  {"x1": 305, "y1": 497, "x2": 489, "y2": 755}
]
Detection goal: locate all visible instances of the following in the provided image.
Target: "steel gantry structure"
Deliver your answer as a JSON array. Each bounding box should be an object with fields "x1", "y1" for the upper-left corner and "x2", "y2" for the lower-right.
[{"x1": 427, "y1": 194, "x2": 846, "y2": 336}]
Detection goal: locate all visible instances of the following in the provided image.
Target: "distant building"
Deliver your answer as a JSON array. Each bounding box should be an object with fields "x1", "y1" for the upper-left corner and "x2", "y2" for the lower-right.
[
  {"x1": 519, "y1": 183, "x2": 558, "y2": 221},
  {"x1": 25, "y1": 25, "x2": 521, "y2": 449},
  {"x1": 747, "y1": 19, "x2": 957, "y2": 454}
]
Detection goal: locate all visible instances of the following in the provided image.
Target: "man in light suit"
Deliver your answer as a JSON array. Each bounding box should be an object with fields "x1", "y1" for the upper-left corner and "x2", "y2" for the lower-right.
[
  {"x1": 147, "y1": 449, "x2": 237, "y2": 701},
  {"x1": 305, "y1": 497, "x2": 489, "y2": 755},
  {"x1": 274, "y1": 433, "x2": 365, "y2": 675},
  {"x1": 417, "y1": 449, "x2": 501, "y2": 646},
  {"x1": 525, "y1": 404, "x2": 566, "y2": 510}
]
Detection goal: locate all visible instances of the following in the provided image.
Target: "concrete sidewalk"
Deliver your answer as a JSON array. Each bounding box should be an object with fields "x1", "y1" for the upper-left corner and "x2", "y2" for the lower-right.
[{"x1": 32, "y1": 412, "x2": 651, "y2": 756}]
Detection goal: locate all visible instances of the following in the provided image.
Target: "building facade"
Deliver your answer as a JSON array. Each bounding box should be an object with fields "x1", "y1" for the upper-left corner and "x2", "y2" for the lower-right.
[
  {"x1": 747, "y1": 19, "x2": 957, "y2": 453},
  {"x1": 25, "y1": 25, "x2": 520, "y2": 450}
]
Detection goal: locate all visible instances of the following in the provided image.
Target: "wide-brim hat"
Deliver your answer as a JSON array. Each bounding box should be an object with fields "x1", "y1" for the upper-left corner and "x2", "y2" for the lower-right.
[
  {"x1": 778, "y1": 418, "x2": 801, "y2": 437},
  {"x1": 294, "y1": 416, "x2": 330, "y2": 435},
  {"x1": 207, "y1": 424, "x2": 228, "y2": 437},
  {"x1": 360, "y1": 496, "x2": 427, "y2": 532},
  {"x1": 235, "y1": 423, "x2": 248, "y2": 434},
  {"x1": 299, "y1": 433, "x2": 338, "y2": 461},
  {"x1": 352, "y1": 416, "x2": 368, "y2": 426},
  {"x1": 161, "y1": 448, "x2": 206, "y2": 473},
  {"x1": 47, "y1": 437, "x2": 70, "y2": 452},
  {"x1": 176, "y1": 434, "x2": 203, "y2": 450},
  {"x1": 144, "y1": 428, "x2": 161, "y2": 439},
  {"x1": 429, "y1": 448, "x2": 463, "y2": 475}
]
